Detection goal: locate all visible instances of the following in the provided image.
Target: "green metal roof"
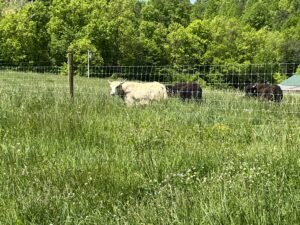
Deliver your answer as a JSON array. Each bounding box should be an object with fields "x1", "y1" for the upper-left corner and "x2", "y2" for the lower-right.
[{"x1": 280, "y1": 74, "x2": 300, "y2": 86}]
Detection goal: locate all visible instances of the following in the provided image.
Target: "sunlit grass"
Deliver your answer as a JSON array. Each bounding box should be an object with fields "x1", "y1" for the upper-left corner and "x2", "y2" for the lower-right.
[{"x1": 0, "y1": 71, "x2": 299, "y2": 224}]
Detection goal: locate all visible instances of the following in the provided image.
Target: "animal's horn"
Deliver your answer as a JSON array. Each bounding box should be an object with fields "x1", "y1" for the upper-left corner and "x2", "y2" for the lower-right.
[{"x1": 120, "y1": 79, "x2": 127, "y2": 85}]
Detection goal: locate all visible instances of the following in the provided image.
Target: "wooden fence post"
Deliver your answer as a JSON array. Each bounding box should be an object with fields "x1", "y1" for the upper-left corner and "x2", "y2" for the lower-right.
[{"x1": 68, "y1": 52, "x2": 74, "y2": 98}]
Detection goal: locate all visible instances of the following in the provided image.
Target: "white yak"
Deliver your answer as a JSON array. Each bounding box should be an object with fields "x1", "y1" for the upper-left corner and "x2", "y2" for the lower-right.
[{"x1": 108, "y1": 80, "x2": 168, "y2": 106}]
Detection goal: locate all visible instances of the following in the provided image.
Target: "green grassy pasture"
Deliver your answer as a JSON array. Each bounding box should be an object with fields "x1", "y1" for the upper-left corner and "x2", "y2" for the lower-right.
[{"x1": 0, "y1": 71, "x2": 300, "y2": 224}]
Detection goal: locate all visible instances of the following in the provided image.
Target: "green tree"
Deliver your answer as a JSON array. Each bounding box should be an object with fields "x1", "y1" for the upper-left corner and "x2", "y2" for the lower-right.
[
  {"x1": 253, "y1": 29, "x2": 284, "y2": 63},
  {"x1": 192, "y1": 0, "x2": 248, "y2": 20},
  {"x1": 47, "y1": 0, "x2": 93, "y2": 65},
  {"x1": 280, "y1": 24, "x2": 300, "y2": 63},
  {"x1": 218, "y1": 0, "x2": 247, "y2": 18},
  {"x1": 68, "y1": 37, "x2": 103, "y2": 69},
  {"x1": 205, "y1": 16, "x2": 260, "y2": 64},
  {"x1": 0, "y1": 1, "x2": 50, "y2": 65},
  {"x1": 166, "y1": 20, "x2": 211, "y2": 65},
  {"x1": 191, "y1": 0, "x2": 206, "y2": 20},
  {"x1": 48, "y1": 0, "x2": 141, "y2": 66},
  {"x1": 0, "y1": 0, "x2": 299, "y2": 68},
  {"x1": 243, "y1": 1, "x2": 271, "y2": 30},
  {"x1": 145, "y1": 0, "x2": 192, "y2": 27},
  {"x1": 203, "y1": 0, "x2": 221, "y2": 19},
  {"x1": 137, "y1": 21, "x2": 168, "y2": 65},
  {"x1": 141, "y1": 4, "x2": 161, "y2": 22},
  {"x1": 105, "y1": 0, "x2": 141, "y2": 65},
  {"x1": 0, "y1": 0, "x2": 5, "y2": 16}
]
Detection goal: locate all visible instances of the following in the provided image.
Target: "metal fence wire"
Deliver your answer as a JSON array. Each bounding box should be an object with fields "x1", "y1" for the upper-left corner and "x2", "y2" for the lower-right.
[
  {"x1": 0, "y1": 63, "x2": 300, "y2": 118},
  {"x1": 76, "y1": 63, "x2": 297, "y2": 83}
]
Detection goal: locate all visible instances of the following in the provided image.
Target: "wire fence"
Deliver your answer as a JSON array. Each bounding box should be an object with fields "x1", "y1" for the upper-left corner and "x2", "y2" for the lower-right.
[
  {"x1": 1, "y1": 63, "x2": 298, "y2": 81},
  {"x1": 0, "y1": 63, "x2": 300, "y2": 119}
]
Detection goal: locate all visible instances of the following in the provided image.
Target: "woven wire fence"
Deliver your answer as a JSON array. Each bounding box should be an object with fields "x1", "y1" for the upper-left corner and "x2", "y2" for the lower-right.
[
  {"x1": 1, "y1": 63, "x2": 300, "y2": 119},
  {"x1": 0, "y1": 65, "x2": 65, "y2": 94}
]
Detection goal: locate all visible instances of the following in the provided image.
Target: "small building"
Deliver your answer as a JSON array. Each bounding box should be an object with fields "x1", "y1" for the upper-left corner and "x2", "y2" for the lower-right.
[{"x1": 279, "y1": 74, "x2": 300, "y2": 92}]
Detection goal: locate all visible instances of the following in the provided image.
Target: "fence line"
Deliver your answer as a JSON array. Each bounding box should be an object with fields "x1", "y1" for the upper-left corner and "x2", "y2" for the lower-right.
[
  {"x1": 0, "y1": 63, "x2": 300, "y2": 120},
  {"x1": 0, "y1": 63, "x2": 299, "y2": 86}
]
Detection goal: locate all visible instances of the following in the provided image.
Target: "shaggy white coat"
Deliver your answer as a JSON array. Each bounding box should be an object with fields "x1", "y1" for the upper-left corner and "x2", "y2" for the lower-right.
[{"x1": 109, "y1": 81, "x2": 168, "y2": 106}]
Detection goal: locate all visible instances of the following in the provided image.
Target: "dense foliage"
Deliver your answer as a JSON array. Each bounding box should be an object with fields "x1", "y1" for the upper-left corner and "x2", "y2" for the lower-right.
[{"x1": 0, "y1": 0, "x2": 299, "y2": 68}]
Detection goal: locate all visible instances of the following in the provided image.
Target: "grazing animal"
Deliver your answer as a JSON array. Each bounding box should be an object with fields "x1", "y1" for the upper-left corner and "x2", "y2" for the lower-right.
[
  {"x1": 165, "y1": 82, "x2": 202, "y2": 102},
  {"x1": 245, "y1": 83, "x2": 283, "y2": 102},
  {"x1": 108, "y1": 80, "x2": 168, "y2": 106}
]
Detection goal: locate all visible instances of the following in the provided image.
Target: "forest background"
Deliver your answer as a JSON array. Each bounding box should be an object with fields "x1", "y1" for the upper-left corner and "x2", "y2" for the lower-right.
[{"x1": 0, "y1": 0, "x2": 299, "y2": 72}]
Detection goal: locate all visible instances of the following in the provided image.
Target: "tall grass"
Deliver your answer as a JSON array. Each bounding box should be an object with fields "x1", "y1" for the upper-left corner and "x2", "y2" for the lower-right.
[{"x1": 0, "y1": 72, "x2": 300, "y2": 224}]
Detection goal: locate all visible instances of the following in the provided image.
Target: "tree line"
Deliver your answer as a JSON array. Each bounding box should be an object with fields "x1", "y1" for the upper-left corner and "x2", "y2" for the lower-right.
[{"x1": 0, "y1": 0, "x2": 299, "y2": 75}]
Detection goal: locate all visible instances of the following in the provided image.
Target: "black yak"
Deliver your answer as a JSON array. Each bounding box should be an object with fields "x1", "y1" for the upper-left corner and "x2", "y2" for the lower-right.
[
  {"x1": 165, "y1": 82, "x2": 202, "y2": 102},
  {"x1": 245, "y1": 83, "x2": 283, "y2": 103}
]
